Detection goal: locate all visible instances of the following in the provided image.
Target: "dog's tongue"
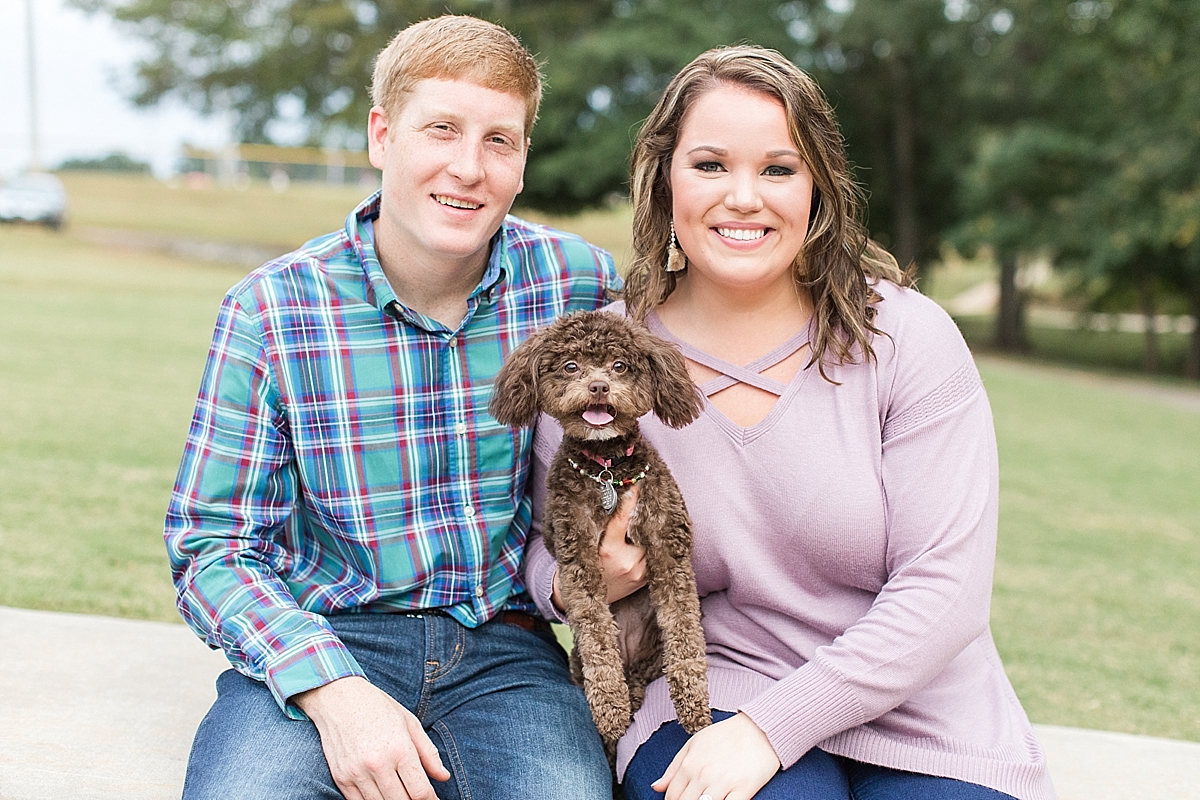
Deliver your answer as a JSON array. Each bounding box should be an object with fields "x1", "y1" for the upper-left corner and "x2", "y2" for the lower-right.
[{"x1": 582, "y1": 405, "x2": 614, "y2": 426}]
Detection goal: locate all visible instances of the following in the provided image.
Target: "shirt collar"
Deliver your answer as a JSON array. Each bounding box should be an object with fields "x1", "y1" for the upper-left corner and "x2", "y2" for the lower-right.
[{"x1": 347, "y1": 192, "x2": 509, "y2": 334}]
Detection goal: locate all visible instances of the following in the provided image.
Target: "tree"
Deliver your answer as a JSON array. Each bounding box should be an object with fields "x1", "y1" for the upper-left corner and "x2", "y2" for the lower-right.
[
  {"x1": 797, "y1": 0, "x2": 986, "y2": 272},
  {"x1": 955, "y1": 0, "x2": 1200, "y2": 369},
  {"x1": 512, "y1": 0, "x2": 796, "y2": 211},
  {"x1": 77, "y1": 0, "x2": 988, "y2": 249},
  {"x1": 81, "y1": 0, "x2": 1200, "y2": 378}
]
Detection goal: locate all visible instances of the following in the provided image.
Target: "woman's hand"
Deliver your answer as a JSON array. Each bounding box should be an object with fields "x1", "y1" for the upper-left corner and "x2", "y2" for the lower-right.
[
  {"x1": 651, "y1": 712, "x2": 781, "y2": 800},
  {"x1": 552, "y1": 487, "x2": 647, "y2": 611}
]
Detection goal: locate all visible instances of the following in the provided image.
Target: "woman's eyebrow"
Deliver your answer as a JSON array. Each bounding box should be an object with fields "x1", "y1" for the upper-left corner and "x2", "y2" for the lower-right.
[{"x1": 685, "y1": 145, "x2": 802, "y2": 159}]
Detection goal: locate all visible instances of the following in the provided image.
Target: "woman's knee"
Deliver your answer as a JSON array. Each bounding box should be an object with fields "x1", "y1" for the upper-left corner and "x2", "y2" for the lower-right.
[{"x1": 841, "y1": 759, "x2": 1017, "y2": 800}]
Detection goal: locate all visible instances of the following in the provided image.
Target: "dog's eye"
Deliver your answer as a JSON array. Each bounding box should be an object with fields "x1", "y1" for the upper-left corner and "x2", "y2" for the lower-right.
[
  {"x1": 563, "y1": 361, "x2": 579, "y2": 374},
  {"x1": 612, "y1": 360, "x2": 627, "y2": 374}
]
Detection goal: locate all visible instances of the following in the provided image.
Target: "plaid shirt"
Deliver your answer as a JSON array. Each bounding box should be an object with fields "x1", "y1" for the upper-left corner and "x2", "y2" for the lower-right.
[{"x1": 165, "y1": 192, "x2": 618, "y2": 715}]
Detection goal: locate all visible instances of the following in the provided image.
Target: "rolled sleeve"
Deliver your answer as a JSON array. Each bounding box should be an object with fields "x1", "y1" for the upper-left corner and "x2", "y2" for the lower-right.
[{"x1": 165, "y1": 294, "x2": 364, "y2": 717}]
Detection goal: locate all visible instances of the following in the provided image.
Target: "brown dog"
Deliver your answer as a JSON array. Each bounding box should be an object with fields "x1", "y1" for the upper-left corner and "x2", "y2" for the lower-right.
[{"x1": 490, "y1": 310, "x2": 711, "y2": 754}]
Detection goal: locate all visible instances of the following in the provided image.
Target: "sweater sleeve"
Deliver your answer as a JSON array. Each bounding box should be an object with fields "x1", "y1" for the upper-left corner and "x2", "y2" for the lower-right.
[
  {"x1": 523, "y1": 414, "x2": 571, "y2": 624},
  {"x1": 739, "y1": 294, "x2": 999, "y2": 768}
]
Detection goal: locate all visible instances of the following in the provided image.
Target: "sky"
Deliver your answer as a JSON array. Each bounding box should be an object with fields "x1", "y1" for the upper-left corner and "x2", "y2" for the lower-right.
[{"x1": 0, "y1": 0, "x2": 233, "y2": 179}]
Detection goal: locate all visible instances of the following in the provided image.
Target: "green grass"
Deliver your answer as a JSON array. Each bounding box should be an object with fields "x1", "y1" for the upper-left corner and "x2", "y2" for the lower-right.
[
  {"x1": 2, "y1": 176, "x2": 1198, "y2": 742},
  {"x1": 59, "y1": 171, "x2": 371, "y2": 252},
  {"x1": 981, "y1": 356, "x2": 1200, "y2": 740},
  {"x1": 0, "y1": 226, "x2": 236, "y2": 620},
  {"x1": 56, "y1": 171, "x2": 635, "y2": 269}
]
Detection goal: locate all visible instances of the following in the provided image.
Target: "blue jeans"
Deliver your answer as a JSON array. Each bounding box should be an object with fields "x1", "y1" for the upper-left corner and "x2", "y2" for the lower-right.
[
  {"x1": 183, "y1": 612, "x2": 611, "y2": 800},
  {"x1": 624, "y1": 711, "x2": 1017, "y2": 800}
]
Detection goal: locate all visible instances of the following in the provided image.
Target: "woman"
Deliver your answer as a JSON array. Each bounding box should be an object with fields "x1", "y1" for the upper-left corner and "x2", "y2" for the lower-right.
[{"x1": 524, "y1": 46, "x2": 1055, "y2": 800}]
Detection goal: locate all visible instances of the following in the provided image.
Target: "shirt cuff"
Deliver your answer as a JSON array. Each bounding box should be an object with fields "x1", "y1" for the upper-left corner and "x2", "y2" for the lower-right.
[
  {"x1": 525, "y1": 538, "x2": 570, "y2": 624},
  {"x1": 264, "y1": 634, "x2": 367, "y2": 720},
  {"x1": 738, "y1": 659, "x2": 866, "y2": 769}
]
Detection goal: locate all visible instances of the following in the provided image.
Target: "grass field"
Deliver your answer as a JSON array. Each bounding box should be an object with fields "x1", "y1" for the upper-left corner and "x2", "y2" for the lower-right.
[
  {"x1": 0, "y1": 226, "x2": 237, "y2": 620},
  {"x1": 1, "y1": 175, "x2": 1198, "y2": 742},
  {"x1": 54, "y1": 171, "x2": 635, "y2": 267},
  {"x1": 981, "y1": 357, "x2": 1200, "y2": 739}
]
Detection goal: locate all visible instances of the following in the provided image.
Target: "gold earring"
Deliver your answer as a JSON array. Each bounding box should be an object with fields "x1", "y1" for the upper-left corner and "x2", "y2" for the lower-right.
[{"x1": 665, "y1": 220, "x2": 687, "y2": 273}]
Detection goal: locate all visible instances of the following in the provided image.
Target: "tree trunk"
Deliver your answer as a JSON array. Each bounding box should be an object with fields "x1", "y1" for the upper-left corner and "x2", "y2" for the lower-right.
[
  {"x1": 1137, "y1": 264, "x2": 1159, "y2": 375},
  {"x1": 887, "y1": 55, "x2": 919, "y2": 272},
  {"x1": 1187, "y1": 286, "x2": 1200, "y2": 381},
  {"x1": 995, "y1": 251, "x2": 1028, "y2": 352}
]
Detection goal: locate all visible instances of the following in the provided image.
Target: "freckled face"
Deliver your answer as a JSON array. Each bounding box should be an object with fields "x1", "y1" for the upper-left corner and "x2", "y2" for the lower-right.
[
  {"x1": 668, "y1": 84, "x2": 815, "y2": 299},
  {"x1": 367, "y1": 78, "x2": 528, "y2": 274}
]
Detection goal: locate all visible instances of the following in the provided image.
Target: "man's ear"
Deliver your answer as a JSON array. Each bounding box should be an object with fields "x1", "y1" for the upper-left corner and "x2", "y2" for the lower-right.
[
  {"x1": 367, "y1": 105, "x2": 390, "y2": 170},
  {"x1": 515, "y1": 137, "x2": 531, "y2": 195}
]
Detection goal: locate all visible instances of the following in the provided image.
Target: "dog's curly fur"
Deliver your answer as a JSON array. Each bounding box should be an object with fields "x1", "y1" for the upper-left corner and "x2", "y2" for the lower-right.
[{"x1": 490, "y1": 310, "x2": 711, "y2": 758}]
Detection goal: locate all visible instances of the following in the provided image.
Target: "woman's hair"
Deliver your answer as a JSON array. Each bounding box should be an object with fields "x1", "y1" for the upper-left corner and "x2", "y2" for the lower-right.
[
  {"x1": 372, "y1": 15, "x2": 543, "y2": 134},
  {"x1": 625, "y1": 45, "x2": 910, "y2": 378}
]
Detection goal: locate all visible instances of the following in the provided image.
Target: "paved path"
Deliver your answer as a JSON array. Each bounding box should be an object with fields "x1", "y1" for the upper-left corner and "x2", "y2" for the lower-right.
[
  {"x1": 976, "y1": 354, "x2": 1200, "y2": 414},
  {"x1": 2, "y1": 606, "x2": 1198, "y2": 799}
]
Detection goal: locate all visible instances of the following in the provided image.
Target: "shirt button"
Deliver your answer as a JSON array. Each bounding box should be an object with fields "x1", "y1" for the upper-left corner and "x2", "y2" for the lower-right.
[
  {"x1": 463, "y1": 505, "x2": 475, "y2": 517},
  {"x1": 448, "y1": 338, "x2": 458, "y2": 348},
  {"x1": 455, "y1": 422, "x2": 467, "y2": 436},
  {"x1": 475, "y1": 584, "x2": 485, "y2": 598}
]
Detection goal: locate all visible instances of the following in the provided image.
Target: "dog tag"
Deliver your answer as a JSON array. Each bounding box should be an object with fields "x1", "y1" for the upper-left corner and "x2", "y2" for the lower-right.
[
  {"x1": 597, "y1": 469, "x2": 618, "y2": 513},
  {"x1": 599, "y1": 480, "x2": 618, "y2": 514}
]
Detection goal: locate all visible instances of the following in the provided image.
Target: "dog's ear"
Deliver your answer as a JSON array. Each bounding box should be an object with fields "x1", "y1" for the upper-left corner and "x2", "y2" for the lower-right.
[
  {"x1": 636, "y1": 326, "x2": 704, "y2": 429},
  {"x1": 489, "y1": 331, "x2": 546, "y2": 428}
]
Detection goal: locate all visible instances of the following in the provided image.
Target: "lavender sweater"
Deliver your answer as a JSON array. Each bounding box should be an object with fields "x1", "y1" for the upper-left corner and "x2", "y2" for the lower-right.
[{"x1": 524, "y1": 282, "x2": 1055, "y2": 800}]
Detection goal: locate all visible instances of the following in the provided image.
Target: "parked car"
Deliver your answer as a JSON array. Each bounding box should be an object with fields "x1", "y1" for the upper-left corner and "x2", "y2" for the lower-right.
[{"x1": 0, "y1": 172, "x2": 68, "y2": 229}]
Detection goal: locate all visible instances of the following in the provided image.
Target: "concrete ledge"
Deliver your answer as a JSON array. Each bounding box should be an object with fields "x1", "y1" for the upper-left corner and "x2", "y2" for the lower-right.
[
  {"x1": 2, "y1": 605, "x2": 1198, "y2": 799},
  {"x1": 0, "y1": 606, "x2": 227, "y2": 800},
  {"x1": 1034, "y1": 724, "x2": 1200, "y2": 799}
]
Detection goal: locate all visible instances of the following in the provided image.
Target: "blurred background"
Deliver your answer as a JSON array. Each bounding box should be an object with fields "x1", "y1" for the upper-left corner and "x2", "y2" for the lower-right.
[{"x1": 0, "y1": 0, "x2": 1197, "y2": 746}]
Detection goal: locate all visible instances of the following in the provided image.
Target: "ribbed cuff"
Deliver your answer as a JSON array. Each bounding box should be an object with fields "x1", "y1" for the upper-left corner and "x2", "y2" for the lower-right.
[
  {"x1": 524, "y1": 538, "x2": 570, "y2": 624},
  {"x1": 738, "y1": 660, "x2": 866, "y2": 769}
]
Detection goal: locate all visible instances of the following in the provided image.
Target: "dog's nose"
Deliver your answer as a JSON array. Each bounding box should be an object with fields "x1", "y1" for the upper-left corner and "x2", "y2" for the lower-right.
[{"x1": 588, "y1": 380, "x2": 609, "y2": 398}]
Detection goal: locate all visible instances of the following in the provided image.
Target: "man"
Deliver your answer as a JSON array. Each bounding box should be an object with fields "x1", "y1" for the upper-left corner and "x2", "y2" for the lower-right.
[{"x1": 166, "y1": 16, "x2": 618, "y2": 800}]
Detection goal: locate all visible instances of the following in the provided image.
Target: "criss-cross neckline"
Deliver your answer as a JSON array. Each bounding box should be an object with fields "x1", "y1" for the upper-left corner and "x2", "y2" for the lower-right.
[{"x1": 645, "y1": 310, "x2": 814, "y2": 441}]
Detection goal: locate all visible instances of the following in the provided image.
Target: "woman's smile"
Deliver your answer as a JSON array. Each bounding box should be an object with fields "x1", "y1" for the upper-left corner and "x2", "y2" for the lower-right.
[{"x1": 668, "y1": 83, "x2": 814, "y2": 299}]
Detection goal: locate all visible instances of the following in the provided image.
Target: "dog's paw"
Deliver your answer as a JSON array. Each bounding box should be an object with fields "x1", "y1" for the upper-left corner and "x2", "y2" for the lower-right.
[
  {"x1": 591, "y1": 694, "x2": 633, "y2": 741},
  {"x1": 678, "y1": 702, "x2": 712, "y2": 734}
]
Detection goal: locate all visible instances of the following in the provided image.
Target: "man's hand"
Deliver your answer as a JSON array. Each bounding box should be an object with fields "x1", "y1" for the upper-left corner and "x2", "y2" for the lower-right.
[
  {"x1": 295, "y1": 676, "x2": 451, "y2": 800},
  {"x1": 552, "y1": 487, "x2": 648, "y2": 611}
]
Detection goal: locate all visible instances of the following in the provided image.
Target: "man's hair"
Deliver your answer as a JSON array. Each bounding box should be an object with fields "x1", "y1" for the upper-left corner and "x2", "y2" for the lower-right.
[{"x1": 371, "y1": 15, "x2": 543, "y2": 135}]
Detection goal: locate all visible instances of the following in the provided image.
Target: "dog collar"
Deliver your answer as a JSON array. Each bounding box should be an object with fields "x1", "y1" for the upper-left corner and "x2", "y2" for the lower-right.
[
  {"x1": 580, "y1": 445, "x2": 635, "y2": 469},
  {"x1": 566, "y1": 457, "x2": 649, "y2": 514}
]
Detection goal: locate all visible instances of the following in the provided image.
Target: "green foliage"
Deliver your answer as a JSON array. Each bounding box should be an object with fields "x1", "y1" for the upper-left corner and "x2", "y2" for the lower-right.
[
  {"x1": 512, "y1": 0, "x2": 796, "y2": 212},
  {"x1": 73, "y1": 0, "x2": 1200, "y2": 368},
  {"x1": 71, "y1": 0, "x2": 988, "y2": 259},
  {"x1": 57, "y1": 152, "x2": 153, "y2": 173},
  {"x1": 954, "y1": 0, "x2": 1200, "y2": 364},
  {"x1": 795, "y1": 0, "x2": 985, "y2": 267}
]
